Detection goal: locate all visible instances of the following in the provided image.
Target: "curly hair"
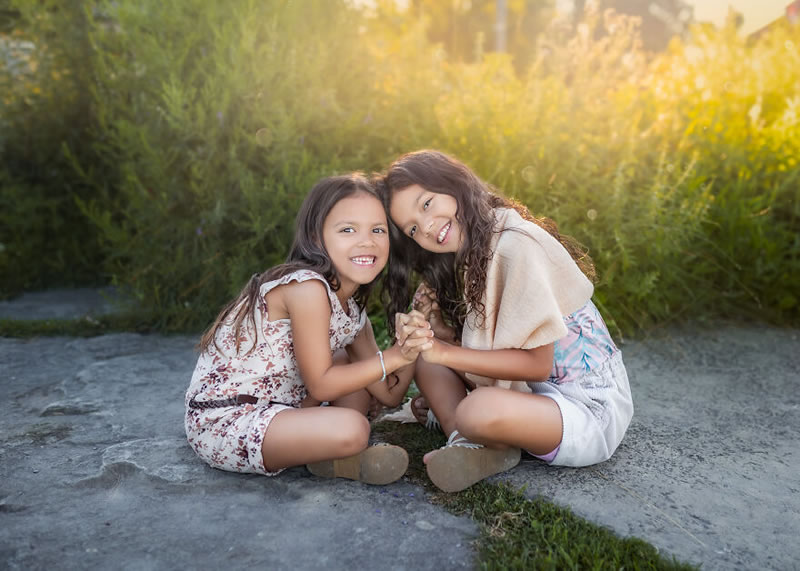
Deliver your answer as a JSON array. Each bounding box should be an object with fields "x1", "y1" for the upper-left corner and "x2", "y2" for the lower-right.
[
  {"x1": 198, "y1": 172, "x2": 381, "y2": 356},
  {"x1": 379, "y1": 150, "x2": 595, "y2": 340}
]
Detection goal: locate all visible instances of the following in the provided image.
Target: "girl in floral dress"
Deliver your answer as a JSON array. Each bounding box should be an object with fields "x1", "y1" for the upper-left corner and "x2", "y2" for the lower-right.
[
  {"x1": 381, "y1": 150, "x2": 634, "y2": 492},
  {"x1": 185, "y1": 173, "x2": 433, "y2": 485}
]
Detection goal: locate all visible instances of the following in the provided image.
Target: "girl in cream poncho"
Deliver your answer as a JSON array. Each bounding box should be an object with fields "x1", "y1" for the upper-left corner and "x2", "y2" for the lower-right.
[{"x1": 382, "y1": 150, "x2": 634, "y2": 493}]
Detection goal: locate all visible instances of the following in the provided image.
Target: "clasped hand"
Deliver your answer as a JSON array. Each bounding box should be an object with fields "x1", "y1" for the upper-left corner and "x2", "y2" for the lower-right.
[
  {"x1": 412, "y1": 283, "x2": 456, "y2": 342},
  {"x1": 394, "y1": 309, "x2": 441, "y2": 363}
]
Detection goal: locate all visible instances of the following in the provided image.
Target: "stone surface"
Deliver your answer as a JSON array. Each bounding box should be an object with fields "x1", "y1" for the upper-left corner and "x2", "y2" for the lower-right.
[
  {"x1": 1, "y1": 290, "x2": 799, "y2": 569},
  {"x1": 499, "y1": 324, "x2": 800, "y2": 570},
  {"x1": 0, "y1": 333, "x2": 475, "y2": 571}
]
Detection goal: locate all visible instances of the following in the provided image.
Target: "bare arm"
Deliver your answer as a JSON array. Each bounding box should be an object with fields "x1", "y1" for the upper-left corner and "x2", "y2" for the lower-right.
[
  {"x1": 288, "y1": 280, "x2": 431, "y2": 402},
  {"x1": 421, "y1": 338, "x2": 554, "y2": 382},
  {"x1": 395, "y1": 309, "x2": 552, "y2": 382},
  {"x1": 344, "y1": 318, "x2": 417, "y2": 407}
]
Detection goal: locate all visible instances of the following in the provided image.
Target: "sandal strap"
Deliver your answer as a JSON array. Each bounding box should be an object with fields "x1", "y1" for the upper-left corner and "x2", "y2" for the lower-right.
[
  {"x1": 425, "y1": 409, "x2": 442, "y2": 432},
  {"x1": 444, "y1": 430, "x2": 484, "y2": 449}
]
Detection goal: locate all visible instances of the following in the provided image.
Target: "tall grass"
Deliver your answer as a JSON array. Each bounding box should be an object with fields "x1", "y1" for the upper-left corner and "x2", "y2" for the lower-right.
[{"x1": 1, "y1": 2, "x2": 797, "y2": 334}]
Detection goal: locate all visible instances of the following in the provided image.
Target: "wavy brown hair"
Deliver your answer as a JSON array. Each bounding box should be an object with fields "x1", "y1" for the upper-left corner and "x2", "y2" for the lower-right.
[
  {"x1": 379, "y1": 150, "x2": 595, "y2": 340},
  {"x1": 198, "y1": 173, "x2": 381, "y2": 356}
]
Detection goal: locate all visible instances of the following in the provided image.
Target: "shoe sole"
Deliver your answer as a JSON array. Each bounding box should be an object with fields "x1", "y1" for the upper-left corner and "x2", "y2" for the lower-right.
[
  {"x1": 306, "y1": 444, "x2": 409, "y2": 485},
  {"x1": 426, "y1": 446, "x2": 521, "y2": 493}
]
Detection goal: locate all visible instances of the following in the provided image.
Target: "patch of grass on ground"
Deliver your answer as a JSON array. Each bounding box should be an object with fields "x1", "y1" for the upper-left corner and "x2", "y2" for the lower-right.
[{"x1": 373, "y1": 421, "x2": 695, "y2": 570}]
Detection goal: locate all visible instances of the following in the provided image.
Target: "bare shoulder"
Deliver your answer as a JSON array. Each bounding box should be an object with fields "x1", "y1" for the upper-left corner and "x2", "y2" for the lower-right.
[
  {"x1": 265, "y1": 278, "x2": 330, "y2": 321},
  {"x1": 282, "y1": 278, "x2": 331, "y2": 315}
]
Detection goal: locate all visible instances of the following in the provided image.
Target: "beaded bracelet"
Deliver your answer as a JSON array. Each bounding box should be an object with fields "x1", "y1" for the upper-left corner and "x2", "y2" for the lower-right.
[{"x1": 376, "y1": 350, "x2": 387, "y2": 382}]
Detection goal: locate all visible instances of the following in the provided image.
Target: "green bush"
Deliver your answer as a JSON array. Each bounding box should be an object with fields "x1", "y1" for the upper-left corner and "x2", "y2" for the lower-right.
[
  {"x1": 72, "y1": 0, "x2": 441, "y2": 329},
  {"x1": 0, "y1": 2, "x2": 104, "y2": 296},
  {"x1": 2, "y1": 1, "x2": 797, "y2": 334}
]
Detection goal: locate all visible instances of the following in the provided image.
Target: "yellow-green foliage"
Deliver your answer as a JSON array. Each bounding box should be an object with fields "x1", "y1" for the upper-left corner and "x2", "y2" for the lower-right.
[
  {"x1": 2, "y1": 1, "x2": 797, "y2": 333},
  {"x1": 411, "y1": 8, "x2": 799, "y2": 333}
]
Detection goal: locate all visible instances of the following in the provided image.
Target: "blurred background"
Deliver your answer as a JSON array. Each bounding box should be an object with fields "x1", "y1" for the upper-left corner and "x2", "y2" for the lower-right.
[{"x1": 1, "y1": 0, "x2": 798, "y2": 337}]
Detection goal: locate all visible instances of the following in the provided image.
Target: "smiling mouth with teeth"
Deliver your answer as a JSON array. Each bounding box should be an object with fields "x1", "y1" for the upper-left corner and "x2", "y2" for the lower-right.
[
  {"x1": 437, "y1": 222, "x2": 451, "y2": 244},
  {"x1": 351, "y1": 256, "x2": 376, "y2": 266}
]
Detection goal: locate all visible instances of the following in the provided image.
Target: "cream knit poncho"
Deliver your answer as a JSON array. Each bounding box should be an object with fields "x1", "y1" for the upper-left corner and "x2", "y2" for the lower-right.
[{"x1": 461, "y1": 208, "x2": 594, "y2": 392}]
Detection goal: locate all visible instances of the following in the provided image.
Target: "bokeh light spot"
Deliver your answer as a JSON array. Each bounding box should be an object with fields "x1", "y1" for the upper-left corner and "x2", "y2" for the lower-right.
[{"x1": 521, "y1": 166, "x2": 536, "y2": 183}]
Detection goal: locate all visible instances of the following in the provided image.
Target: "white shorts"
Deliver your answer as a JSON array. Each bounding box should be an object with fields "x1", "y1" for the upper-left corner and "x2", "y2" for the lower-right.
[{"x1": 528, "y1": 351, "x2": 633, "y2": 467}]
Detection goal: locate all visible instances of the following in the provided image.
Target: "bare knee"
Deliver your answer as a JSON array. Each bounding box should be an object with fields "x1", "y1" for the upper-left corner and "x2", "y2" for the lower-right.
[
  {"x1": 331, "y1": 412, "x2": 370, "y2": 457},
  {"x1": 454, "y1": 387, "x2": 506, "y2": 441},
  {"x1": 413, "y1": 358, "x2": 439, "y2": 391}
]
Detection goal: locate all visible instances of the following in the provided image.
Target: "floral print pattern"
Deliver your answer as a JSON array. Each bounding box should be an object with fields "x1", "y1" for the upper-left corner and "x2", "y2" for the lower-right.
[
  {"x1": 184, "y1": 270, "x2": 366, "y2": 475},
  {"x1": 548, "y1": 299, "x2": 618, "y2": 385}
]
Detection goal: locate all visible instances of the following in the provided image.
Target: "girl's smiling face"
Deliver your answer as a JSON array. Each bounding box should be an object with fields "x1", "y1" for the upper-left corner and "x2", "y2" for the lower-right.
[
  {"x1": 321, "y1": 192, "x2": 390, "y2": 298},
  {"x1": 389, "y1": 184, "x2": 462, "y2": 254}
]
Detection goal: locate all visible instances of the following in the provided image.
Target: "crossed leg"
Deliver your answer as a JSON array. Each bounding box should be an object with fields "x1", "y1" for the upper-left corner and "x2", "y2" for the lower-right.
[
  {"x1": 414, "y1": 359, "x2": 563, "y2": 491},
  {"x1": 412, "y1": 358, "x2": 470, "y2": 438},
  {"x1": 261, "y1": 406, "x2": 370, "y2": 472},
  {"x1": 414, "y1": 359, "x2": 562, "y2": 455},
  {"x1": 260, "y1": 350, "x2": 399, "y2": 478},
  {"x1": 454, "y1": 386, "x2": 563, "y2": 455}
]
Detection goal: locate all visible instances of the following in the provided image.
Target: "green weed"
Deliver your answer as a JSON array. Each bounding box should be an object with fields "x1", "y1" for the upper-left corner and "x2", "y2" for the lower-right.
[{"x1": 373, "y1": 422, "x2": 695, "y2": 570}]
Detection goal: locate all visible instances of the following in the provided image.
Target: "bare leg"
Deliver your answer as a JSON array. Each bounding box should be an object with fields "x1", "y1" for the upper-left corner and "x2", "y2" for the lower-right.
[
  {"x1": 261, "y1": 406, "x2": 370, "y2": 471},
  {"x1": 454, "y1": 386, "x2": 563, "y2": 455},
  {"x1": 262, "y1": 406, "x2": 407, "y2": 485},
  {"x1": 260, "y1": 348, "x2": 408, "y2": 483},
  {"x1": 329, "y1": 348, "x2": 374, "y2": 417},
  {"x1": 414, "y1": 358, "x2": 470, "y2": 437},
  {"x1": 331, "y1": 388, "x2": 372, "y2": 416},
  {"x1": 422, "y1": 387, "x2": 561, "y2": 492}
]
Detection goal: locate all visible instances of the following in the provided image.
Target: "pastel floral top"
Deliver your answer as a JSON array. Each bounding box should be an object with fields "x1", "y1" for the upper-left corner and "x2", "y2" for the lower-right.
[
  {"x1": 186, "y1": 269, "x2": 367, "y2": 407},
  {"x1": 548, "y1": 299, "x2": 618, "y2": 385}
]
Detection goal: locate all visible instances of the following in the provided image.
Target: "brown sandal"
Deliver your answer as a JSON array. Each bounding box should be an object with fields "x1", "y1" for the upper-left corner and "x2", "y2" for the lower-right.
[
  {"x1": 306, "y1": 443, "x2": 409, "y2": 485},
  {"x1": 426, "y1": 431, "x2": 520, "y2": 493}
]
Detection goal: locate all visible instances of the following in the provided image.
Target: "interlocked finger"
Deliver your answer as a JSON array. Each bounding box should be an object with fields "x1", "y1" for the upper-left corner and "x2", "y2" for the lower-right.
[{"x1": 395, "y1": 311, "x2": 430, "y2": 345}]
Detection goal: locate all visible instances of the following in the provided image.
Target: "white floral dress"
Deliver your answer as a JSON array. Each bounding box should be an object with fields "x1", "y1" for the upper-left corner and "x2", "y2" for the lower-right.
[{"x1": 184, "y1": 269, "x2": 366, "y2": 475}]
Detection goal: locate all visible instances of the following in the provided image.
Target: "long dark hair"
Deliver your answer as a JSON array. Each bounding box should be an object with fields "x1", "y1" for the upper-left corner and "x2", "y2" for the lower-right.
[
  {"x1": 380, "y1": 150, "x2": 595, "y2": 339},
  {"x1": 199, "y1": 173, "x2": 380, "y2": 355}
]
